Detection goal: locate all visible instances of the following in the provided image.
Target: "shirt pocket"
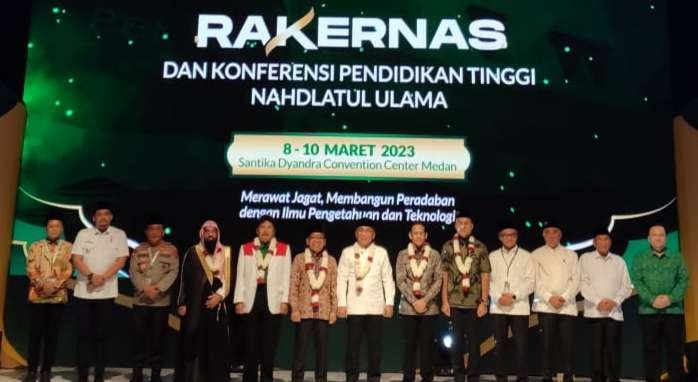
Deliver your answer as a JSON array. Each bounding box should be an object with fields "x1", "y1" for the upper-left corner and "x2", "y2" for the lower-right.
[
  {"x1": 109, "y1": 245, "x2": 122, "y2": 259},
  {"x1": 158, "y1": 257, "x2": 174, "y2": 273}
]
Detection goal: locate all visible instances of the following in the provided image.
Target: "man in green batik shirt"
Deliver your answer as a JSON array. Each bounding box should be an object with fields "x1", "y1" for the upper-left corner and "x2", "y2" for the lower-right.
[
  {"x1": 632, "y1": 224, "x2": 689, "y2": 382},
  {"x1": 440, "y1": 210, "x2": 490, "y2": 382}
]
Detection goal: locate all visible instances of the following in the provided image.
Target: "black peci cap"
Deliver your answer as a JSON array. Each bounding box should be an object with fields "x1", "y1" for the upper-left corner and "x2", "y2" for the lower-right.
[
  {"x1": 306, "y1": 223, "x2": 326, "y2": 238},
  {"x1": 45, "y1": 209, "x2": 64, "y2": 225}
]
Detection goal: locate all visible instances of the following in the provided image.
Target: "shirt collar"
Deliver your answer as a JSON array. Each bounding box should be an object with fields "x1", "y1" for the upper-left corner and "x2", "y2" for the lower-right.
[
  {"x1": 94, "y1": 226, "x2": 112, "y2": 235},
  {"x1": 500, "y1": 245, "x2": 518, "y2": 255},
  {"x1": 593, "y1": 250, "x2": 612, "y2": 260},
  {"x1": 46, "y1": 237, "x2": 60, "y2": 245},
  {"x1": 651, "y1": 247, "x2": 666, "y2": 258},
  {"x1": 356, "y1": 242, "x2": 374, "y2": 252},
  {"x1": 457, "y1": 235, "x2": 472, "y2": 243},
  {"x1": 411, "y1": 244, "x2": 427, "y2": 254},
  {"x1": 257, "y1": 237, "x2": 272, "y2": 249}
]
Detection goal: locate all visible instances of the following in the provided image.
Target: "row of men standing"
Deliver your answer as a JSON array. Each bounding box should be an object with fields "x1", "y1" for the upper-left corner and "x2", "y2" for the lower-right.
[{"x1": 22, "y1": 203, "x2": 689, "y2": 382}]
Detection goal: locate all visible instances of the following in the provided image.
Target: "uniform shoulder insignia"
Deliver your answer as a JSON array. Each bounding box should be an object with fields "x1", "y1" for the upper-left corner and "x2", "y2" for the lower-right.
[
  {"x1": 134, "y1": 245, "x2": 150, "y2": 257},
  {"x1": 164, "y1": 243, "x2": 178, "y2": 256}
]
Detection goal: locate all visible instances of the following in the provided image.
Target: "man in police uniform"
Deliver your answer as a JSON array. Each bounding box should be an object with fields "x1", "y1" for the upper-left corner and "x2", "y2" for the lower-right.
[{"x1": 129, "y1": 216, "x2": 179, "y2": 382}]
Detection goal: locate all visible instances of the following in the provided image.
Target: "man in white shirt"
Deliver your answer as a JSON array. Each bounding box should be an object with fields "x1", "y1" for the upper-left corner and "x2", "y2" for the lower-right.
[
  {"x1": 489, "y1": 221, "x2": 535, "y2": 382},
  {"x1": 531, "y1": 221, "x2": 579, "y2": 382},
  {"x1": 337, "y1": 220, "x2": 395, "y2": 382},
  {"x1": 579, "y1": 228, "x2": 632, "y2": 382},
  {"x1": 234, "y1": 216, "x2": 291, "y2": 382},
  {"x1": 71, "y1": 202, "x2": 129, "y2": 382}
]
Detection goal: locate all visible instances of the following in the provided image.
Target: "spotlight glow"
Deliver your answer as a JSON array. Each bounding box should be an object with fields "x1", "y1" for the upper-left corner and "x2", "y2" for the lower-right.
[{"x1": 442, "y1": 334, "x2": 453, "y2": 349}]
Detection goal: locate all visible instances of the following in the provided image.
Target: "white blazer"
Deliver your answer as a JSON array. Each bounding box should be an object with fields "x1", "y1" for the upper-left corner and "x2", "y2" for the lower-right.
[{"x1": 233, "y1": 239, "x2": 291, "y2": 314}]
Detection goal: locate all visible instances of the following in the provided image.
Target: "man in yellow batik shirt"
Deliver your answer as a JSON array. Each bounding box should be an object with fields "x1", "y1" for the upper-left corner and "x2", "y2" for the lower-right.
[{"x1": 23, "y1": 211, "x2": 73, "y2": 382}]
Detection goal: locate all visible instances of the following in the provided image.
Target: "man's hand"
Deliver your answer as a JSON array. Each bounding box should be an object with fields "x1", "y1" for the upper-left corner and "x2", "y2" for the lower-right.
[
  {"x1": 498, "y1": 293, "x2": 514, "y2": 306},
  {"x1": 177, "y1": 306, "x2": 187, "y2": 316},
  {"x1": 42, "y1": 283, "x2": 57, "y2": 297},
  {"x1": 235, "y1": 303, "x2": 246, "y2": 315},
  {"x1": 329, "y1": 311, "x2": 337, "y2": 325},
  {"x1": 205, "y1": 294, "x2": 222, "y2": 309},
  {"x1": 337, "y1": 306, "x2": 348, "y2": 319},
  {"x1": 413, "y1": 299, "x2": 428, "y2": 314},
  {"x1": 279, "y1": 303, "x2": 289, "y2": 315},
  {"x1": 143, "y1": 286, "x2": 160, "y2": 300},
  {"x1": 659, "y1": 295, "x2": 671, "y2": 307},
  {"x1": 441, "y1": 301, "x2": 451, "y2": 317},
  {"x1": 39, "y1": 280, "x2": 58, "y2": 297},
  {"x1": 652, "y1": 295, "x2": 670, "y2": 309},
  {"x1": 291, "y1": 310, "x2": 301, "y2": 323},
  {"x1": 90, "y1": 274, "x2": 105, "y2": 287},
  {"x1": 597, "y1": 300, "x2": 610, "y2": 312},
  {"x1": 383, "y1": 305, "x2": 394, "y2": 318},
  {"x1": 548, "y1": 296, "x2": 565, "y2": 310},
  {"x1": 651, "y1": 297, "x2": 665, "y2": 309},
  {"x1": 476, "y1": 302, "x2": 488, "y2": 318},
  {"x1": 597, "y1": 299, "x2": 617, "y2": 312}
]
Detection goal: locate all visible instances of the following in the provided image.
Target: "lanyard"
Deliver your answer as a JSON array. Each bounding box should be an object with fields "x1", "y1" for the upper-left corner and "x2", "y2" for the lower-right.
[
  {"x1": 148, "y1": 247, "x2": 160, "y2": 267},
  {"x1": 44, "y1": 240, "x2": 61, "y2": 267},
  {"x1": 500, "y1": 246, "x2": 518, "y2": 284}
]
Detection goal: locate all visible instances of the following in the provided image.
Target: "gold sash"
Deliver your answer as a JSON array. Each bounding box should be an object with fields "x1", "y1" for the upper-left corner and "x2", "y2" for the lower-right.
[{"x1": 194, "y1": 244, "x2": 231, "y2": 298}]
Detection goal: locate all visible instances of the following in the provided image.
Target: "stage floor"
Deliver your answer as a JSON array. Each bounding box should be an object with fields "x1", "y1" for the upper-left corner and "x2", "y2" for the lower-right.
[{"x1": 0, "y1": 368, "x2": 644, "y2": 381}]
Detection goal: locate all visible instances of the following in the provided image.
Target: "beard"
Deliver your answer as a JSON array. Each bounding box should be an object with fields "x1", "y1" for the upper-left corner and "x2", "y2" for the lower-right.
[{"x1": 204, "y1": 238, "x2": 217, "y2": 254}]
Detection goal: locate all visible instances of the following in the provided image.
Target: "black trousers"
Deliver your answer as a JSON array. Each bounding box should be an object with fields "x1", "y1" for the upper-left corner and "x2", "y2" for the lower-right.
[
  {"x1": 401, "y1": 315, "x2": 436, "y2": 382},
  {"x1": 292, "y1": 319, "x2": 329, "y2": 382},
  {"x1": 492, "y1": 314, "x2": 528, "y2": 381},
  {"x1": 76, "y1": 297, "x2": 114, "y2": 377},
  {"x1": 27, "y1": 303, "x2": 64, "y2": 373},
  {"x1": 244, "y1": 285, "x2": 282, "y2": 382},
  {"x1": 229, "y1": 302, "x2": 245, "y2": 367},
  {"x1": 132, "y1": 305, "x2": 170, "y2": 370},
  {"x1": 346, "y1": 315, "x2": 383, "y2": 382},
  {"x1": 640, "y1": 314, "x2": 685, "y2": 382},
  {"x1": 538, "y1": 312, "x2": 575, "y2": 381},
  {"x1": 450, "y1": 308, "x2": 481, "y2": 382},
  {"x1": 588, "y1": 318, "x2": 622, "y2": 382}
]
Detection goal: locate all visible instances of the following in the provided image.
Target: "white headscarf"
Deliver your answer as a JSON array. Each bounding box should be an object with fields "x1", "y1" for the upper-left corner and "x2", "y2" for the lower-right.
[{"x1": 199, "y1": 220, "x2": 224, "y2": 255}]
